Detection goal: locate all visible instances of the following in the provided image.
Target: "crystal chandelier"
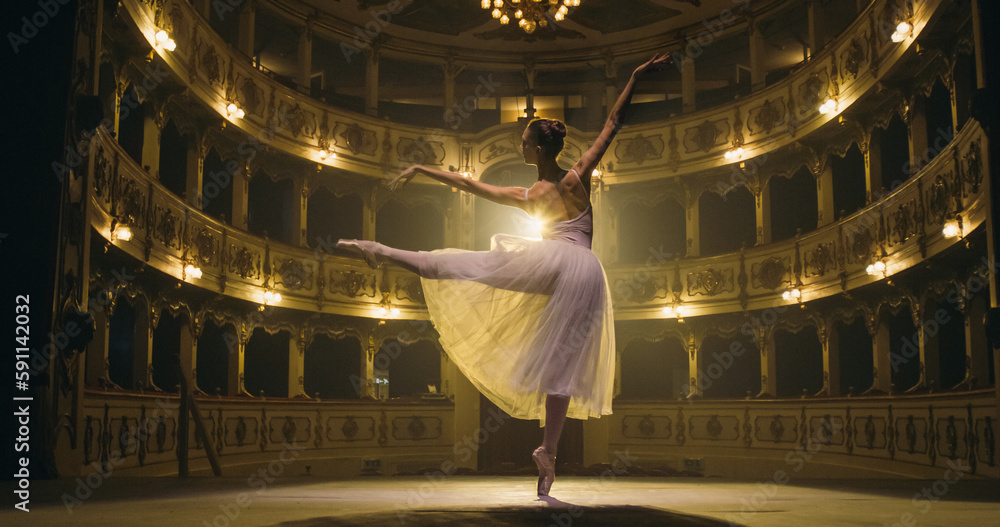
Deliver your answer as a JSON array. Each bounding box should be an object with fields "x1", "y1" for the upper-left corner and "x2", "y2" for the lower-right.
[{"x1": 480, "y1": 0, "x2": 581, "y2": 34}]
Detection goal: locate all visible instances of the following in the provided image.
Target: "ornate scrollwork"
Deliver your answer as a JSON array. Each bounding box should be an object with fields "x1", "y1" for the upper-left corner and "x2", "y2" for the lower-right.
[
  {"x1": 706, "y1": 415, "x2": 723, "y2": 438},
  {"x1": 615, "y1": 133, "x2": 664, "y2": 164},
  {"x1": 330, "y1": 270, "x2": 376, "y2": 298},
  {"x1": 118, "y1": 180, "x2": 145, "y2": 228},
  {"x1": 963, "y1": 140, "x2": 983, "y2": 192},
  {"x1": 846, "y1": 225, "x2": 876, "y2": 263},
  {"x1": 889, "y1": 201, "x2": 918, "y2": 245},
  {"x1": 397, "y1": 137, "x2": 445, "y2": 166},
  {"x1": 924, "y1": 173, "x2": 954, "y2": 225},
  {"x1": 682, "y1": 121, "x2": 728, "y2": 154},
  {"x1": 153, "y1": 205, "x2": 181, "y2": 250},
  {"x1": 342, "y1": 417, "x2": 359, "y2": 440},
  {"x1": 749, "y1": 98, "x2": 785, "y2": 135},
  {"x1": 394, "y1": 277, "x2": 424, "y2": 303},
  {"x1": 273, "y1": 258, "x2": 313, "y2": 291},
  {"x1": 479, "y1": 140, "x2": 514, "y2": 164},
  {"x1": 804, "y1": 242, "x2": 839, "y2": 278},
  {"x1": 192, "y1": 228, "x2": 219, "y2": 267},
  {"x1": 753, "y1": 257, "x2": 788, "y2": 290},
  {"x1": 842, "y1": 37, "x2": 867, "y2": 80},
  {"x1": 799, "y1": 74, "x2": 826, "y2": 112},
  {"x1": 687, "y1": 268, "x2": 734, "y2": 297},
  {"x1": 200, "y1": 44, "x2": 222, "y2": 86},
  {"x1": 228, "y1": 245, "x2": 261, "y2": 280}
]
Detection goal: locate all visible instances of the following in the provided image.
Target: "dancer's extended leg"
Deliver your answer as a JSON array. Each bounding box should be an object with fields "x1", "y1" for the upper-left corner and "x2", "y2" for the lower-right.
[
  {"x1": 542, "y1": 394, "x2": 570, "y2": 458},
  {"x1": 335, "y1": 240, "x2": 430, "y2": 276}
]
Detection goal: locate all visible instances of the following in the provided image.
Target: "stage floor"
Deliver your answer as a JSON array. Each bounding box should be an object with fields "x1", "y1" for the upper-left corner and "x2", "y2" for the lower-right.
[{"x1": 3, "y1": 475, "x2": 999, "y2": 526}]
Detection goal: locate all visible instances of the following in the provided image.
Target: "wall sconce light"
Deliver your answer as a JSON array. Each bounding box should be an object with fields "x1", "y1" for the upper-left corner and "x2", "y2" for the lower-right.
[
  {"x1": 110, "y1": 220, "x2": 132, "y2": 242},
  {"x1": 781, "y1": 288, "x2": 802, "y2": 302},
  {"x1": 942, "y1": 216, "x2": 962, "y2": 238},
  {"x1": 866, "y1": 259, "x2": 887, "y2": 277},
  {"x1": 891, "y1": 21, "x2": 912, "y2": 43},
  {"x1": 724, "y1": 147, "x2": 745, "y2": 161},
  {"x1": 183, "y1": 263, "x2": 202, "y2": 279},
  {"x1": 818, "y1": 98, "x2": 838, "y2": 114},
  {"x1": 154, "y1": 30, "x2": 176, "y2": 51},
  {"x1": 663, "y1": 304, "x2": 687, "y2": 321},
  {"x1": 318, "y1": 148, "x2": 336, "y2": 161},
  {"x1": 226, "y1": 103, "x2": 245, "y2": 119},
  {"x1": 261, "y1": 289, "x2": 282, "y2": 305}
]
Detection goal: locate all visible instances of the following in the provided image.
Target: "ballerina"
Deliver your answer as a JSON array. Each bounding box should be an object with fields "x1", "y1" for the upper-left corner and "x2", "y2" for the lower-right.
[{"x1": 337, "y1": 53, "x2": 671, "y2": 496}]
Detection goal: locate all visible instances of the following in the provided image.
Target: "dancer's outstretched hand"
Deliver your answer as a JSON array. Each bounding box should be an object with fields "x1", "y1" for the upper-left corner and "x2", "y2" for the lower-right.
[
  {"x1": 387, "y1": 165, "x2": 420, "y2": 191},
  {"x1": 633, "y1": 53, "x2": 673, "y2": 77}
]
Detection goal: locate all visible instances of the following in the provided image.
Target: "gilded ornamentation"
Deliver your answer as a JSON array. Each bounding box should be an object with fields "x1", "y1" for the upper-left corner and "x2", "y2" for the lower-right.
[
  {"x1": 749, "y1": 98, "x2": 785, "y2": 135},
  {"x1": 667, "y1": 126, "x2": 680, "y2": 169},
  {"x1": 842, "y1": 36, "x2": 867, "y2": 80},
  {"x1": 614, "y1": 134, "x2": 664, "y2": 164},
  {"x1": 330, "y1": 270, "x2": 376, "y2": 298},
  {"x1": 192, "y1": 228, "x2": 218, "y2": 267},
  {"x1": 201, "y1": 44, "x2": 221, "y2": 87},
  {"x1": 397, "y1": 137, "x2": 445, "y2": 166},
  {"x1": 799, "y1": 74, "x2": 826, "y2": 112},
  {"x1": 238, "y1": 76, "x2": 263, "y2": 117},
  {"x1": 682, "y1": 121, "x2": 727, "y2": 153},
  {"x1": 479, "y1": 140, "x2": 514, "y2": 164},
  {"x1": 282, "y1": 416, "x2": 296, "y2": 444},
  {"x1": 341, "y1": 123, "x2": 376, "y2": 156},
  {"x1": 769, "y1": 415, "x2": 785, "y2": 443},
  {"x1": 394, "y1": 277, "x2": 424, "y2": 303},
  {"x1": 753, "y1": 257, "x2": 787, "y2": 290},
  {"x1": 407, "y1": 417, "x2": 426, "y2": 439},
  {"x1": 228, "y1": 245, "x2": 261, "y2": 280},
  {"x1": 273, "y1": 258, "x2": 313, "y2": 291},
  {"x1": 889, "y1": 201, "x2": 918, "y2": 245},
  {"x1": 847, "y1": 226, "x2": 875, "y2": 263},
  {"x1": 924, "y1": 174, "x2": 954, "y2": 225},
  {"x1": 118, "y1": 180, "x2": 145, "y2": 228},
  {"x1": 153, "y1": 205, "x2": 181, "y2": 250},
  {"x1": 342, "y1": 417, "x2": 359, "y2": 440},
  {"x1": 638, "y1": 415, "x2": 655, "y2": 437},
  {"x1": 804, "y1": 242, "x2": 838, "y2": 278},
  {"x1": 706, "y1": 415, "x2": 722, "y2": 438},
  {"x1": 687, "y1": 268, "x2": 734, "y2": 297},
  {"x1": 964, "y1": 140, "x2": 982, "y2": 192}
]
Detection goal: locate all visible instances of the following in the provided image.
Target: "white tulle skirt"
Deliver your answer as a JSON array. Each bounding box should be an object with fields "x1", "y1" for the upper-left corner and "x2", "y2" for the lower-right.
[{"x1": 419, "y1": 234, "x2": 615, "y2": 426}]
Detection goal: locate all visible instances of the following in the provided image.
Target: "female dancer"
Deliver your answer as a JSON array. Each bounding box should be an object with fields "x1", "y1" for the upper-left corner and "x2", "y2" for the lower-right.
[{"x1": 338, "y1": 54, "x2": 669, "y2": 496}]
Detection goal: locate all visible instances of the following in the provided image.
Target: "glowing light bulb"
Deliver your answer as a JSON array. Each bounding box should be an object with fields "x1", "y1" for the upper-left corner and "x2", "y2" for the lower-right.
[
  {"x1": 942, "y1": 219, "x2": 961, "y2": 238},
  {"x1": 184, "y1": 264, "x2": 202, "y2": 279}
]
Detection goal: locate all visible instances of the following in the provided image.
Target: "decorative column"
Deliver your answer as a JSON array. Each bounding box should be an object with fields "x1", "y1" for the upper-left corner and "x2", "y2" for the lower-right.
[
  {"x1": 141, "y1": 111, "x2": 162, "y2": 179},
  {"x1": 288, "y1": 334, "x2": 308, "y2": 398},
  {"x1": 85, "y1": 309, "x2": 111, "y2": 386},
  {"x1": 863, "y1": 130, "x2": 884, "y2": 203},
  {"x1": 685, "y1": 186, "x2": 700, "y2": 258},
  {"x1": 226, "y1": 325, "x2": 251, "y2": 396},
  {"x1": 681, "y1": 55, "x2": 696, "y2": 113},
  {"x1": 291, "y1": 176, "x2": 309, "y2": 247},
  {"x1": 748, "y1": 17, "x2": 766, "y2": 91},
  {"x1": 362, "y1": 185, "x2": 378, "y2": 240},
  {"x1": 361, "y1": 336, "x2": 376, "y2": 399},
  {"x1": 364, "y1": 45, "x2": 380, "y2": 116},
  {"x1": 906, "y1": 98, "x2": 929, "y2": 175},
  {"x1": 964, "y1": 296, "x2": 990, "y2": 388},
  {"x1": 867, "y1": 319, "x2": 893, "y2": 394},
  {"x1": 757, "y1": 328, "x2": 777, "y2": 397},
  {"x1": 913, "y1": 306, "x2": 940, "y2": 391},
  {"x1": 185, "y1": 133, "x2": 205, "y2": 209},
  {"x1": 806, "y1": 0, "x2": 820, "y2": 59},
  {"x1": 133, "y1": 301, "x2": 157, "y2": 390},
  {"x1": 179, "y1": 318, "x2": 198, "y2": 393},
  {"x1": 754, "y1": 185, "x2": 772, "y2": 245},
  {"x1": 237, "y1": 0, "x2": 255, "y2": 59},
  {"x1": 687, "y1": 333, "x2": 702, "y2": 398},
  {"x1": 524, "y1": 57, "x2": 537, "y2": 119},
  {"x1": 231, "y1": 164, "x2": 250, "y2": 229},
  {"x1": 972, "y1": 0, "x2": 986, "y2": 89},
  {"x1": 819, "y1": 319, "x2": 841, "y2": 396},
  {"x1": 443, "y1": 56, "x2": 462, "y2": 121},
  {"x1": 297, "y1": 21, "x2": 312, "y2": 93},
  {"x1": 816, "y1": 162, "x2": 836, "y2": 226}
]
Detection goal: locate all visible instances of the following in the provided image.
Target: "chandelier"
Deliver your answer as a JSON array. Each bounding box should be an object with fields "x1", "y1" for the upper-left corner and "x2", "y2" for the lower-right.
[{"x1": 481, "y1": 0, "x2": 582, "y2": 34}]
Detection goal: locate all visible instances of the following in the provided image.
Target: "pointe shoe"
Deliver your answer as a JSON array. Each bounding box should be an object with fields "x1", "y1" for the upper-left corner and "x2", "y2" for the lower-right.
[
  {"x1": 532, "y1": 446, "x2": 555, "y2": 496},
  {"x1": 335, "y1": 239, "x2": 384, "y2": 269}
]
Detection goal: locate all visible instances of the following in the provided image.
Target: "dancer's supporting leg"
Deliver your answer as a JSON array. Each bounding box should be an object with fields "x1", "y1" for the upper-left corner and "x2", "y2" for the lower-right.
[{"x1": 542, "y1": 394, "x2": 570, "y2": 458}]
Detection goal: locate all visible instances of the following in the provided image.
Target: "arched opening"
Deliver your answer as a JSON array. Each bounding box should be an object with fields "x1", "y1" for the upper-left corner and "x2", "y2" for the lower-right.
[
  {"x1": 304, "y1": 334, "x2": 363, "y2": 399},
  {"x1": 774, "y1": 326, "x2": 824, "y2": 397},
  {"x1": 244, "y1": 328, "x2": 290, "y2": 397},
  {"x1": 836, "y1": 317, "x2": 873, "y2": 396},
  {"x1": 377, "y1": 194, "x2": 446, "y2": 252},
  {"x1": 117, "y1": 83, "x2": 145, "y2": 167},
  {"x1": 887, "y1": 308, "x2": 920, "y2": 392},
  {"x1": 158, "y1": 121, "x2": 188, "y2": 197},
  {"x1": 699, "y1": 333, "x2": 760, "y2": 399},
  {"x1": 201, "y1": 148, "x2": 235, "y2": 222},
  {"x1": 699, "y1": 186, "x2": 756, "y2": 256},
  {"x1": 108, "y1": 297, "x2": 137, "y2": 389},
  {"x1": 831, "y1": 143, "x2": 868, "y2": 217},
  {"x1": 373, "y1": 339, "x2": 441, "y2": 399},
  {"x1": 307, "y1": 188, "x2": 363, "y2": 250},
  {"x1": 619, "y1": 196, "x2": 686, "y2": 263},
  {"x1": 769, "y1": 167, "x2": 818, "y2": 241},
  {"x1": 619, "y1": 337, "x2": 688, "y2": 400},
  {"x1": 880, "y1": 114, "x2": 910, "y2": 190},
  {"x1": 151, "y1": 311, "x2": 183, "y2": 392},
  {"x1": 197, "y1": 320, "x2": 234, "y2": 396},
  {"x1": 248, "y1": 171, "x2": 294, "y2": 243}
]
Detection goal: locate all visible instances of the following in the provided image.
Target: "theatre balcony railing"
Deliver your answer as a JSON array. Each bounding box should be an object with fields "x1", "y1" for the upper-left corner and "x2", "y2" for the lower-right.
[
  {"x1": 86, "y1": 116, "x2": 988, "y2": 319},
  {"x1": 119, "y1": 0, "x2": 949, "y2": 185}
]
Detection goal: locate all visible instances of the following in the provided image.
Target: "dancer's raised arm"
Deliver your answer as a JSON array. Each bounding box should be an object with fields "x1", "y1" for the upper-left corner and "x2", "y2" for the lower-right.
[
  {"x1": 571, "y1": 53, "x2": 672, "y2": 193},
  {"x1": 388, "y1": 164, "x2": 530, "y2": 211}
]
